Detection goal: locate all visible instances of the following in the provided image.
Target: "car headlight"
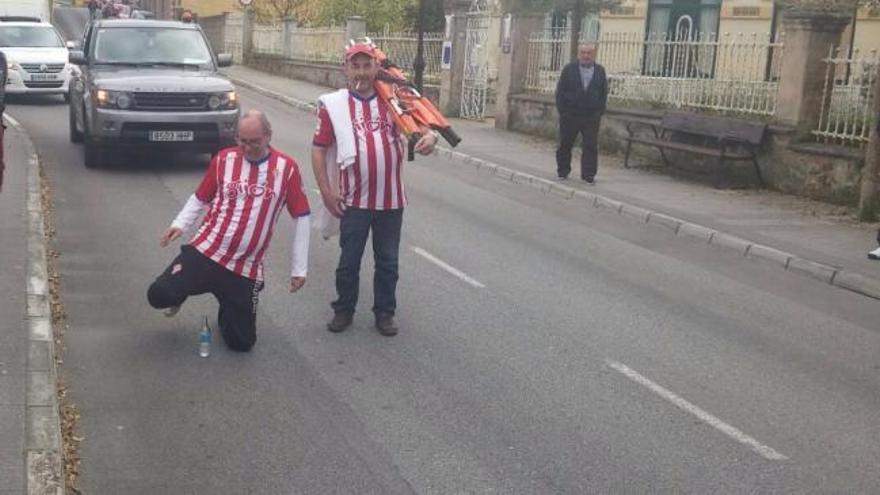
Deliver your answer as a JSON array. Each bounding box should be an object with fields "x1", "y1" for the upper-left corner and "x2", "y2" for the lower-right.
[
  {"x1": 7, "y1": 58, "x2": 19, "y2": 71},
  {"x1": 95, "y1": 89, "x2": 132, "y2": 109},
  {"x1": 210, "y1": 90, "x2": 237, "y2": 110}
]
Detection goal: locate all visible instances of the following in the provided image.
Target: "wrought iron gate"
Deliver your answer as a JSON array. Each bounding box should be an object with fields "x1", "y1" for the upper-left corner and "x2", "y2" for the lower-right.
[{"x1": 461, "y1": 0, "x2": 494, "y2": 120}]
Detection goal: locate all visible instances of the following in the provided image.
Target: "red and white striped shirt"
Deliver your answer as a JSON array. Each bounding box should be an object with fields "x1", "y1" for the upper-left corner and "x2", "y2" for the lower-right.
[
  {"x1": 313, "y1": 92, "x2": 406, "y2": 210},
  {"x1": 186, "y1": 147, "x2": 310, "y2": 281}
]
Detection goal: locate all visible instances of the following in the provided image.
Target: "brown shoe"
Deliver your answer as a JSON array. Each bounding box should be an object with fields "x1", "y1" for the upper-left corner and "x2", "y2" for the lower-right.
[
  {"x1": 327, "y1": 312, "x2": 353, "y2": 333},
  {"x1": 374, "y1": 313, "x2": 398, "y2": 337}
]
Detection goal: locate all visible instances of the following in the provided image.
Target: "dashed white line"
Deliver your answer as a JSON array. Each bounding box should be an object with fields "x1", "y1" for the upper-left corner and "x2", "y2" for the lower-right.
[
  {"x1": 411, "y1": 247, "x2": 486, "y2": 288},
  {"x1": 606, "y1": 359, "x2": 788, "y2": 461}
]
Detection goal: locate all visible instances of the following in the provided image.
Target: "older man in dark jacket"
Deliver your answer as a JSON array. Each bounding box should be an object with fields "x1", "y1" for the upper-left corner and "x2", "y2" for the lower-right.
[{"x1": 555, "y1": 44, "x2": 608, "y2": 183}]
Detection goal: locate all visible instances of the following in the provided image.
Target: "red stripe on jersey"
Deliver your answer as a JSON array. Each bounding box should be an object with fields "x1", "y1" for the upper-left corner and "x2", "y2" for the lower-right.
[
  {"x1": 363, "y1": 99, "x2": 378, "y2": 210},
  {"x1": 233, "y1": 157, "x2": 278, "y2": 274},
  {"x1": 202, "y1": 153, "x2": 243, "y2": 259},
  {"x1": 219, "y1": 159, "x2": 260, "y2": 267},
  {"x1": 378, "y1": 102, "x2": 394, "y2": 209}
]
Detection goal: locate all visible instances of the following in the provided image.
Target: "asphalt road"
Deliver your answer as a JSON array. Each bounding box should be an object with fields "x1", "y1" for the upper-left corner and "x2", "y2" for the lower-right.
[{"x1": 7, "y1": 89, "x2": 880, "y2": 494}]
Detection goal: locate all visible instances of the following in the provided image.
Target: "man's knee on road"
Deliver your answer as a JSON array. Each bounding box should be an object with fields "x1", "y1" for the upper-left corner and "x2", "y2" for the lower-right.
[{"x1": 220, "y1": 327, "x2": 256, "y2": 352}]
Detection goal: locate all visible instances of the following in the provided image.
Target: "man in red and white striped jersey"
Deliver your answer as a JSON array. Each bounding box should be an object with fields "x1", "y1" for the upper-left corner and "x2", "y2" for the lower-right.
[
  {"x1": 312, "y1": 41, "x2": 437, "y2": 336},
  {"x1": 148, "y1": 110, "x2": 311, "y2": 351}
]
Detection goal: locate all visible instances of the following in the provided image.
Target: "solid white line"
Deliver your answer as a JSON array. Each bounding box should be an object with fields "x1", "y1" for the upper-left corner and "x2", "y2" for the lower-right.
[
  {"x1": 606, "y1": 359, "x2": 788, "y2": 461},
  {"x1": 411, "y1": 247, "x2": 486, "y2": 288}
]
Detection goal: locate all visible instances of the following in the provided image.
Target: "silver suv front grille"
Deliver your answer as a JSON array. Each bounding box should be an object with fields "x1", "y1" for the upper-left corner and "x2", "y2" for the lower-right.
[{"x1": 132, "y1": 92, "x2": 208, "y2": 111}]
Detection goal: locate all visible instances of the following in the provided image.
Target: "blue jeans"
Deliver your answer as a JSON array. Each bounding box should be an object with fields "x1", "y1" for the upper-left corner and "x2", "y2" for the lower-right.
[{"x1": 332, "y1": 207, "x2": 404, "y2": 316}]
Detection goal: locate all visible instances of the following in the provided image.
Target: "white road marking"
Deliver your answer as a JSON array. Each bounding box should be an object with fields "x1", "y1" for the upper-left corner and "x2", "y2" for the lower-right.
[
  {"x1": 606, "y1": 359, "x2": 788, "y2": 461},
  {"x1": 411, "y1": 247, "x2": 486, "y2": 288}
]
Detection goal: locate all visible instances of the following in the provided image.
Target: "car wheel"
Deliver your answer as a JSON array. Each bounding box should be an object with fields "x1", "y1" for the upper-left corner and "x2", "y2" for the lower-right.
[
  {"x1": 84, "y1": 141, "x2": 103, "y2": 168},
  {"x1": 69, "y1": 104, "x2": 84, "y2": 143}
]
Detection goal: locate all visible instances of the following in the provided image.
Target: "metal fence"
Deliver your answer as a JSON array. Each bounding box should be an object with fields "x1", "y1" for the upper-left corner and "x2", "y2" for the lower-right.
[
  {"x1": 252, "y1": 23, "x2": 284, "y2": 56},
  {"x1": 223, "y1": 13, "x2": 244, "y2": 64},
  {"x1": 525, "y1": 30, "x2": 785, "y2": 117},
  {"x1": 814, "y1": 46, "x2": 879, "y2": 147},
  {"x1": 367, "y1": 30, "x2": 445, "y2": 84}
]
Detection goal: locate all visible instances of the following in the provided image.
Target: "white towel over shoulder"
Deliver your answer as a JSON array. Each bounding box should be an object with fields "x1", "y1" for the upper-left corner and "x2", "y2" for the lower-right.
[{"x1": 314, "y1": 89, "x2": 355, "y2": 240}]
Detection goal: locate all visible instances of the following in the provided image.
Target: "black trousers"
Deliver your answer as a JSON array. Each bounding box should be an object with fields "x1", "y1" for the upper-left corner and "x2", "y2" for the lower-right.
[
  {"x1": 332, "y1": 207, "x2": 404, "y2": 317},
  {"x1": 556, "y1": 113, "x2": 601, "y2": 179},
  {"x1": 147, "y1": 245, "x2": 263, "y2": 352}
]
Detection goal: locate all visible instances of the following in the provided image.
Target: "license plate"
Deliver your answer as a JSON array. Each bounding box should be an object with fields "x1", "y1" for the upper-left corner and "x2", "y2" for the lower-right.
[
  {"x1": 30, "y1": 74, "x2": 57, "y2": 81},
  {"x1": 149, "y1": 131, "x2": 194, "y2": 142}
]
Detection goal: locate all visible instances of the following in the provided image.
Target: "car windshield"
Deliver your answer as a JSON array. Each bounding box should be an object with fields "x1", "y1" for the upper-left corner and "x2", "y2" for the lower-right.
[
  {"x1": 93, "y1": 27, "x2": 213, "y2": 68},
  {"x1": 0, "y1": 25, "x2": 64, "y2": 48}
]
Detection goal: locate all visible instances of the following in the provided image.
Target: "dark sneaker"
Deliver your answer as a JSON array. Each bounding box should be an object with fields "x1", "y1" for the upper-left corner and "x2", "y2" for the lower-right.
[
  {"x1": 869, "y1": 247, "x2": 880, "y2": 260},
  {"x1": 374, "y1": 313, "x2": 398, "y2": 337},
  {"x1": 555, "y1": 175, "x2": 568, "y2": 181},
  {"x1": 582, "y1": 176, "x2": 595, "y2": 185},
  {"x1": 327, "y1": 312, "x2": 353, "y2": 333},
  {"x1": 163, "y1": 304, "x2": 181, "y2": 318}
]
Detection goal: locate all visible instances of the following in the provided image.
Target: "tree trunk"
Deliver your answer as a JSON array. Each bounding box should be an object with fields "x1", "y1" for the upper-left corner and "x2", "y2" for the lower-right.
[{"x1": 858, "y1": 64, "x2": 880, "y2": 222}]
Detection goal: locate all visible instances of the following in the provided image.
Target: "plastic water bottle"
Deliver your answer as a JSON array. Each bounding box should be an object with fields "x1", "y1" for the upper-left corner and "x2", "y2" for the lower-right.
[{"x1": 198, "y1": 317, "x2": 212, "y2": 358}]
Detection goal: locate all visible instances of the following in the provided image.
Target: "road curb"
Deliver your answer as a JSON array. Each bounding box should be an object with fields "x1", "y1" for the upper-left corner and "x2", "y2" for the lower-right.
[
  {"x1": 6, "y1": 115, "x2": 66, "y2": 494},
  {"x1": 229, "y1": 75, "x2": 880, "y2": 301}
]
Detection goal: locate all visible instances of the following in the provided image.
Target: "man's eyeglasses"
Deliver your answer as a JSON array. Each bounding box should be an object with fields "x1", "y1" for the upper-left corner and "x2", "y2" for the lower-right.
[{"x1": 238, "y1": 137, "x2": 264, "y2": 146}]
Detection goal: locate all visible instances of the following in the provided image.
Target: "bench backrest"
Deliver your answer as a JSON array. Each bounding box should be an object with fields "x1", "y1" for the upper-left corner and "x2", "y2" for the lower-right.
[{"x1": 661, "y1": 112, "x2": 767, "y2": 145}]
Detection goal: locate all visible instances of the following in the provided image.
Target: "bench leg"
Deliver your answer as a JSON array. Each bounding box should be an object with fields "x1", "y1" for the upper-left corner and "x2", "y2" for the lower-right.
[
  {"x1": 624, "y1": 139, "x2": 633, "y2": 169},
  {"x1": 656, "y1": 147, "x2": 672, "y2": 168},
  {"x1": 751, "y1": 154, "x2": 765, "y2": 187}
]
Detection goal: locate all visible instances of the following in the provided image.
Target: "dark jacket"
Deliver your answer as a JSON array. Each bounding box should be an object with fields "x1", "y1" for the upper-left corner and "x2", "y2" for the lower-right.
[{"x1": 555, "y1": 62, "x2": 608, "y2": 117}]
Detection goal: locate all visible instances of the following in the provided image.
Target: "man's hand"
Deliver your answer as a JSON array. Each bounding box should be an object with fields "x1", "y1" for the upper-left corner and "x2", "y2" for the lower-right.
[
  {"x1": 289, "y1": 276, "x2": 306, "y2": 293},
  {"x1": 160, "y1": 227, "x2": 183, "y2": 247},
  {"x1": 321, "y1": 190, "x2": 346, "y2": 219},
  {"x1": 414, "y1": 132, "x2": 438, "y2": 156}
]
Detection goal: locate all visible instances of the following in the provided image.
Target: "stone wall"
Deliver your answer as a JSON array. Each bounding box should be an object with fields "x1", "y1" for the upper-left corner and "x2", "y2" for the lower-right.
[
  {"x1": 247, "y1": 53, "x2": 441, "y2": 105},
  {"x1": 507, "y1": 93, "x2": 868, "y2": 205}
]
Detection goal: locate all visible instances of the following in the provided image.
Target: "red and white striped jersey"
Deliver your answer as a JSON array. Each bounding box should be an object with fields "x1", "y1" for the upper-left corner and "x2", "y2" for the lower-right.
[
  {"x1": 313, "y1": 92, "x2": 406, "y2": 210},
  {"x1": 188, "y1": 147, "x2": 310, "y2": 281}
]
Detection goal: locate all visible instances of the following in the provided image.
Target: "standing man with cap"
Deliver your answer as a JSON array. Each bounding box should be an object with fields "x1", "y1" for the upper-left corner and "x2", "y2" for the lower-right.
[
  {"x1": 311, "y1": 40, "x2": 437, "y2": 337},
  {"x1": 554, "y1": 43, "x2": 608, "y2": 184}
]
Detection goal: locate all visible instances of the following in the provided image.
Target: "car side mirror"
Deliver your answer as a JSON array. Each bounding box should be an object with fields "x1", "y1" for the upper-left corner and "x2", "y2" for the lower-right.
[
  {"x1": 69, "y1": 50, "x2": 87, "y2": 65},
  {"x1": 216, "y1": 53, "x2": 233, "y2": 68},
  {"x1": 66, "y1": 40, "x2": 76, "y2": 49}
]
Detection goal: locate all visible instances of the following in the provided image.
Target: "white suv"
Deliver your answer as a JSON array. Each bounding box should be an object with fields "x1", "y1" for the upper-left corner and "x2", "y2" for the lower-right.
[{"x1": 1, "y1": 21, "x2": 74, "y2": 100}]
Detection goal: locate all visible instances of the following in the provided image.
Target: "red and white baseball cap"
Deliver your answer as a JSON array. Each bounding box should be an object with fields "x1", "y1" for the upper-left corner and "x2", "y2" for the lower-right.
[{"x1": 345, "y1": 41, "x2": 376, "y2": 61}]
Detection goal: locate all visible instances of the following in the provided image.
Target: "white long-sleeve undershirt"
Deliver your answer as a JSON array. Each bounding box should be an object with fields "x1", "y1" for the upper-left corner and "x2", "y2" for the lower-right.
[{"x1": 290, "y1": 215, "x2": 310, "y2": 278}]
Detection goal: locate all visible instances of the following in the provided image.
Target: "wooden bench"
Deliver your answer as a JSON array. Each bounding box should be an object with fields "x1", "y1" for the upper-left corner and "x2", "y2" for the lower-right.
[{"x1": 621, "y1": 112, "x2": 767, "y2": 187}]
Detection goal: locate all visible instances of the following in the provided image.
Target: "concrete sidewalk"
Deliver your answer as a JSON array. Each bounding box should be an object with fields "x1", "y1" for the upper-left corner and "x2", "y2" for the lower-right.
[
  {"x1": 222, "y1": 64, "x2": 880, "y2": 299},
  {"x1": 0, "y1": 117, "x2": 64, "y2": 494}
]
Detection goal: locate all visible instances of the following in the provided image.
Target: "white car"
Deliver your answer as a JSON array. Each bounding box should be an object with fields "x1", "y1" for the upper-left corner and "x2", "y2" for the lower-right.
[{"x1": 1, "y1": 21, "x2": 75, "y2": 100}]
